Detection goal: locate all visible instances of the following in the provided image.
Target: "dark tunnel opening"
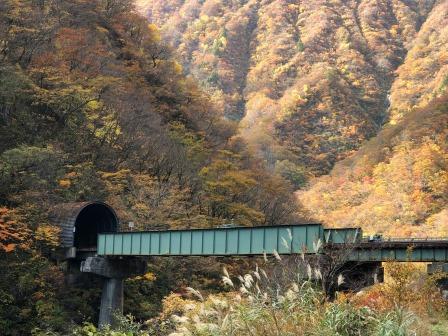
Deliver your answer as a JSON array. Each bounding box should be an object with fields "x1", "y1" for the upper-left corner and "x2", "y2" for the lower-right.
[{"x1": 74, "y1": 204, "x2": 118, "y2": 250}]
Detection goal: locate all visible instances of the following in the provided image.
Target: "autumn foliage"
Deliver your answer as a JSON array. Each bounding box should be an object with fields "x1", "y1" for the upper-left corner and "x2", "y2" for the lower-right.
[
  {"x1": 0, "y1": 1, "x2": 298, "y2": 334},
  {"x1": 1, "y1": 0, "x2": 447, "y2": 334},
  {"x1": 138, "y1": 0, "x2": 448, "y2": 175},
  {"x1": 299, "y1": 94, "x2": 448, "y2": 236},
  {"x1": 0, "y1": 207, "x2": 29, "y2": 252}
]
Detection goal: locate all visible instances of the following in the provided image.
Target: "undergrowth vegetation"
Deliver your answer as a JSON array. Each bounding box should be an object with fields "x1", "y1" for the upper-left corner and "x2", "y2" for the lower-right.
[
  {"x1": 161, "y1": 259, "x2": 447, "y2": 336},
  {"x1": 38, "y1": 257, "x2": 448, "y2": 336}
]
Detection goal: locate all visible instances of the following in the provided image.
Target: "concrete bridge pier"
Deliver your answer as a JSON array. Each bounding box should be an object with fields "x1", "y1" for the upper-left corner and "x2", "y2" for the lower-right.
[
  {"x1": 80, "y1": 256, "x2": 147, "y2": 328},
  {"x1": 99, "y1": 278, "x2": 124, "y2": 327},
  {"x1": 428, "y1": 263, "x2": 448, "y2": 299},
  {"x1": 327, "y1": 261, "x2": 384, "y2": 298}
]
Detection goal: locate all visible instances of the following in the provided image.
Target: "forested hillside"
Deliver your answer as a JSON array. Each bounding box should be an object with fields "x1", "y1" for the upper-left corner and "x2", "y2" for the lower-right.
[
  {"x1": 0, "y1": 0, "x2": 299, "y2": 230},
  {"x1": 299, "y1": 93, "x2": 448, "y2": 236},
  {"x1": 138, "y1": 0, "x2": 446, "y2": 174},
  {"x1": 1, "y1": 0, "x2": 448, "y2": 334},
  {"x1": 299, "y1": 0, "x2": 448, "y2": 236},
  {"x1": 138, "y1": 0, "x2": 448, "y2": 235},
  {"x1": 0, "y1": 1, "x2": 297, "y2": 333}
]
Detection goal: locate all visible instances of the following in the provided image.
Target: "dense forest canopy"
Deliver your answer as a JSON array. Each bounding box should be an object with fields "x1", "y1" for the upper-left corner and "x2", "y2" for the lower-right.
[
  {"x1": 0, "y1": 0, "x2": 298, "y2": 333},
  {"x1": 0, "y1": 0, "x2": 299, "y2": 229},
  {"x1": 138, "y1": 0, "x2": 448, "y2": 236},
  {"x1": 138, "y1": 0, "x2": 446, "y2": 174},
  {"x1": 0, "y1": 0, "x2": 447, "y2": 334},
  {"x1": 299, "y1": 93, "x2": 448, "y2": 236}
]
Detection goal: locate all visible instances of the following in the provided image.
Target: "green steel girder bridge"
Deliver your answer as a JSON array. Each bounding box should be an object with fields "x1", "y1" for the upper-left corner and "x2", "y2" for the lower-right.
[
  {"x1": 49, "y1": 202, "x2": 448, "y2": 327},
  {"x1": 96, "y1": 225, "x2": 448, "y2": 262}
]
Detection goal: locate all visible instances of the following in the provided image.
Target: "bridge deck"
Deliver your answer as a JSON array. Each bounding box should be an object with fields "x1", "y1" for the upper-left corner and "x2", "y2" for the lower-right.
[
  {"x1": 98, "y1": 224, "x2": 325, "y2": 256},
  {"x1": 96, "y1": 225, "x2": 448, "y2": 262},
  {"x1": 330, "y1": 241, "x2": 448, "y2": 262}
]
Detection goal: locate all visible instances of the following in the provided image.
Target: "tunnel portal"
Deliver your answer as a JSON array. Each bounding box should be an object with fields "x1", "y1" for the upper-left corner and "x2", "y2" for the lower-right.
[
  {"x1": 74, "y1": 203, "x2": 118, "y2": 250},
  {"x1": 49, "y1": 201, "x2": 119, "y2": 251}
]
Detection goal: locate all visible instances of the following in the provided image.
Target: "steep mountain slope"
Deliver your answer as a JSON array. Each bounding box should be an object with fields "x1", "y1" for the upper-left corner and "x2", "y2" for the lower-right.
[
  {"x1": 137, "y1": 0, "x2": 440, "y2": 175},
  {"x1": 137, "y1": 0, "x2": 448, "y2": 236},
  {"x1": 389, "y1": 0, "x2": 448, "y2": 123},
  {"x1": 298, "y1": 92, "x2": 448, "y2": 236},
  {"x1": 298, "y1": 0, "x2": 448, "y2": 236},
  {"x1": 0, "y1": 1, "x2": 300, "y2": 332}
]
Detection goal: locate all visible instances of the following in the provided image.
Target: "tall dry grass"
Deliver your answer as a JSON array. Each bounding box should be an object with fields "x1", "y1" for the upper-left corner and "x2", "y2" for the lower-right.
[{"x1": 166, "y1": 256, "x2": 447, "y2": 336}]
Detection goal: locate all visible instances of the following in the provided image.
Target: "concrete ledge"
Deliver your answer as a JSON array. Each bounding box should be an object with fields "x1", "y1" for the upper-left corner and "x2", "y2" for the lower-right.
[
  {"x1": 428, "y1": 263, "x2": 448, "y2": 274},
  {"x1": 81, "y1": 256, "x2": 147, "y2": 278}
]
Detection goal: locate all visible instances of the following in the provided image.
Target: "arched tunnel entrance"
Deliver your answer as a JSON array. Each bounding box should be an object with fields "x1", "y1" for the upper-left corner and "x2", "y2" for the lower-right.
[{"x1": 74, "y1": 203, "x2": 118, "y2": 250}]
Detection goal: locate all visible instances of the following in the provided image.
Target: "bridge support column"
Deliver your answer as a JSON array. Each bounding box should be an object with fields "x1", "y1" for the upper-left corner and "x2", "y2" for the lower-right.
[
  {"x1": 428, "y1": 263, "x2": 448, "y2": 299},
  {"x1": 99, "y1": 278, "x2": 124, "y2": 327},
  {"x1": 80, "y1": 256, "x2": 147, "y2": 328},
  {"x1": 331, "y1": 261, "x2": 383, "y2": 296}
]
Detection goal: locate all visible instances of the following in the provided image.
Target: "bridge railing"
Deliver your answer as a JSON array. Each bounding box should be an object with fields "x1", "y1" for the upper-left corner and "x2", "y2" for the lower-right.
[{"x1": 361, "y1": 237, "x2": 448, "y2": 243}]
